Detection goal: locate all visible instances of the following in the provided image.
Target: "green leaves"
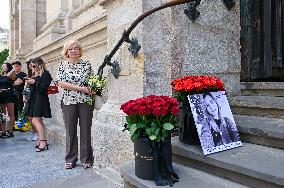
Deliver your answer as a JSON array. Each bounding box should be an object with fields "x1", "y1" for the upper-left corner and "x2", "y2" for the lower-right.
[
  {"x1": 0, "y1": 49, "x2": 9, "y2": 68},
  {"x1": 163, "y1": 123, "x2": 174, "y2": 130},
  {"x1": 129, "y1": 124, "x2": 137, "y2": 135},
  {"x1": 123, "y1": 113, "x2": 178, "y2": 143}
]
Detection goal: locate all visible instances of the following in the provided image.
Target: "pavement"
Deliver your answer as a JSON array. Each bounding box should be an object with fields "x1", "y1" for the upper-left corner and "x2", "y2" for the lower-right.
[{"x1": 0, "y1": 131, "x2": 123, "y2": 188}]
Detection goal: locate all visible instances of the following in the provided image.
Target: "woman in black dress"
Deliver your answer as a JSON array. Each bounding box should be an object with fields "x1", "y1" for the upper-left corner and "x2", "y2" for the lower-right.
[
  {"x1": 25, "y1": 57, "x2": 52, "y2": 152},
  {"x1": 0, "y1": 63, "x2": 16, "y2": 138}
]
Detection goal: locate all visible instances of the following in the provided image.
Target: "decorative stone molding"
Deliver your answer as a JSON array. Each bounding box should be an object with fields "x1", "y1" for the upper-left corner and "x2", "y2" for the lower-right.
[
  {"x1": 99, "y1": 0, "x2": 115, "y2": 7},
  {"x1": 40, "y1": 11, "x2": 67, "y2": 33},
  {"x1": 27, "y1": 14, "x2": 107, "y2": 58},
  {"x1": 69, "y1": 0, "x2": 99, "y2": 18}
]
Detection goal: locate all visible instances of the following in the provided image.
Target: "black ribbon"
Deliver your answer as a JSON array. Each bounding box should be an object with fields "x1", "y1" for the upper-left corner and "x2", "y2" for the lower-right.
[{"x1": 152, "y1": 139, "x2": 179, "y2": 187}]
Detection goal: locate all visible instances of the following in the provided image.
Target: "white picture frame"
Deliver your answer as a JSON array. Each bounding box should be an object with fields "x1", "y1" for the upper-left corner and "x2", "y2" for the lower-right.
[{"x1": 188, "y1": 91, "x2": 242, "y2": 155}]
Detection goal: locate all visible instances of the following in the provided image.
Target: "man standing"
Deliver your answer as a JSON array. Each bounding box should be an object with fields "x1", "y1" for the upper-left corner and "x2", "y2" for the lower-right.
[{"x1": 12, "y1": 61, "x2": 27, "y2": 121}]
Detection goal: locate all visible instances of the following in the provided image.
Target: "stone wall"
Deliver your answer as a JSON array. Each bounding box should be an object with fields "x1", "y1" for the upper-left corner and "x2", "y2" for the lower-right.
[
  {"x1": 9, "y1": 0, "x2": 241, "y2": 171},
  {"x1": 171, "y1": 0, "x2": 241, "y2": 96},
  {"x1": 25, "y1": 7, "x2": 108, "y2": 151}
]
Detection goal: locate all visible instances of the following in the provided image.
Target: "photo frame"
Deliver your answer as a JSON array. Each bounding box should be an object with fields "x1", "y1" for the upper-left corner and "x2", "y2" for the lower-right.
[{"x1": 188, "y1": 91, "x2": 242, "y2": 155}]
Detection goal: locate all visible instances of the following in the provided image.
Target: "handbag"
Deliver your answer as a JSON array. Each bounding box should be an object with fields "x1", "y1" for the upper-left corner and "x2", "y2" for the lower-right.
[{"x1": 47, "y1": 81, "x2": 59, "y2": 95}]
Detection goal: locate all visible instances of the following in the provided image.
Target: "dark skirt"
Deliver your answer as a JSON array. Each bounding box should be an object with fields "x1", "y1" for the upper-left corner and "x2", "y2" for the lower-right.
[{"x1": 0, "y1": 90, "x2": 16, "y2": 104}]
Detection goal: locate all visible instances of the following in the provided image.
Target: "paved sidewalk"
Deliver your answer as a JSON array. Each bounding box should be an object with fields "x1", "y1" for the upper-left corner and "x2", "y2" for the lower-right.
[{"x1": 0, "y1": 131, "x2": 122, "y2": 188}]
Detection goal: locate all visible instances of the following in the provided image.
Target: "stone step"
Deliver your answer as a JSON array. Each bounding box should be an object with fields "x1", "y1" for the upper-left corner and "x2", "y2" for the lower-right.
[
  {"x1": 229, "y1": 95, "x2": 284, "y2": 118},
  {"x1": 46, "y1": 123, "x2": 66, "y2": 145},
  {"x1": 26, "y1": 170, "x2": 122, "y2": 188},
  {"x1": 96, "y1": 167, "x2": 124, "y2": 187},
  {"x1": 171, "y1": 137, "x2": 284, "y2": 188},
  {"x1": 234, "y1": 115, "x2": 284, "y2": 149},
  {"x1": 241, "y1": 82, "x2": 284, "y2": 97},
  {"x1": 121, "y1": 161, "x2": 249, "y2": 188}
]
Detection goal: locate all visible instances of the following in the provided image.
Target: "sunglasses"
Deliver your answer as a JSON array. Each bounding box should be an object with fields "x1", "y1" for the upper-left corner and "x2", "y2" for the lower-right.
[{"x1": 30, "y1": 65, "x2": 36, "y2": 68}]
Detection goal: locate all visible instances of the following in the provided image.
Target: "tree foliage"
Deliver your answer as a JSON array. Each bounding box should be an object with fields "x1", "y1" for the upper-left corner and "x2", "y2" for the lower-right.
[{"x1": 0, "y1": 48, "x2": 9, "y2": 68}]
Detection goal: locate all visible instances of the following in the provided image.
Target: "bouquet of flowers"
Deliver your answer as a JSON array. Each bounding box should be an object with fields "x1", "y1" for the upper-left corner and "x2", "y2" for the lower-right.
[
  {"x1": 120, "y1": 95, "x2": 179, "y2": 142},
  {"x1": 86, "y1": 75, "x2": 107, "y2": 105},
  {"x1": 171, "y1": 76, "x2": 225, "y2": 111},
  {"x1": 14, "y1": 103, "x2": 32, "y2": 131}
]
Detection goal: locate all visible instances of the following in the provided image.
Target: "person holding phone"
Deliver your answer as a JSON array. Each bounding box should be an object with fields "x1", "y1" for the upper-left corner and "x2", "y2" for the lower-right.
[
  {"x1": 12, "y1": 61, "x2": 27, "y2": 121},
  {"x1": 25, "y1": 57, "x2": 52, "y2": 152}
]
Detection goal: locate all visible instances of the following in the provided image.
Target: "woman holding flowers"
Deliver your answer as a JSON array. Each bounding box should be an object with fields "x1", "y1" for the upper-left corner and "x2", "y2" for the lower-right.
[{"x1": 56, "y1": 39, "x2": 95, "y2": 169}]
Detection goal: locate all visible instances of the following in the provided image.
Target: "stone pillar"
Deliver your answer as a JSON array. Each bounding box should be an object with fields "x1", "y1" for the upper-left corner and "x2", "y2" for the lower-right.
[
  {"x1": 36, "y1": 0, "x2": 47, "y2": 37},
  {"x1": 33, "y1": 0, "x2": 68, "y2": 50},
  {"x1": 93, "y1": 0, "x2": 144, "y2": 169},
  {"x1": 9, "y1": 0, "x2": 15, "y2": 58},
  {"x1": 171, "y1": 0, "x2": 241, "y2": 96},
  {"x1": 18, "y1": 0, "x2": 36, "y2": 57},
  {"x1": 142, "y1": 0, "x2": 173, "y2": 96},
  {"x1": 9, "y1": 0, "x2": 20, "y2": 59},
  {"x1": 64, "y1": 0, "x2": 80, "y2": 32},
  {"x1": 46, "y1": 0, "x2": 68, "y2": 20}
]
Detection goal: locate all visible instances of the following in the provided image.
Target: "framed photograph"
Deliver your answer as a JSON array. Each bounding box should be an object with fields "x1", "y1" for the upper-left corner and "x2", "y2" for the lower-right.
[{"x1": 188, "y1": 91, "x2": 242, "y2": 155}]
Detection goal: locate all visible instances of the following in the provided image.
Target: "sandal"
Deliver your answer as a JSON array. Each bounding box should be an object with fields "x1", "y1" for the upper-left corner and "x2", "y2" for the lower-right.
[
  {"x1": 65, "y1": 162, "x2": 76, "y2": 169},
  {"x1": 0, "y1": 131, "x2": 5, "y2": 138},
  {"x1": 2, "y1": 131, "x2": 13, "y2": 138},
  {"x1": 82, "y1": 163, "x2": 93, "y2": 169},
  {"x1": 36, "y1": 140, "x2": 49, "y2": 152}
]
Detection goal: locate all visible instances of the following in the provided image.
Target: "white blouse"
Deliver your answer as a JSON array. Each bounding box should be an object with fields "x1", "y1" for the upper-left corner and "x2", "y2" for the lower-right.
[{"x1": 56, "y1": 60, "x2": 94, "y2": 105}]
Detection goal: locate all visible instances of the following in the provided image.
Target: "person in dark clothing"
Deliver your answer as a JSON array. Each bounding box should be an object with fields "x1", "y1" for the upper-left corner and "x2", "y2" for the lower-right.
[
  {"x1": 23, "y1": 59, "x2": 39, "y2": 141},
  {"x1": 0, "y1": 63, "x2": 16, "y2": 138},
  {"x1": 25, "y1": 57, "x2": 52, "y2": 152},
  {"x1": 12, "y1": 61, "x2": 27, "y2": 121}
]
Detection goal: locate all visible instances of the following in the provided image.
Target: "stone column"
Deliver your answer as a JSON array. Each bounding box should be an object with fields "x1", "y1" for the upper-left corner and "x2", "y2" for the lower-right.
[
  {"x1": 33, "y1": 0, "x2": 68, "y2": 50},
  {"x1": 9, "y1": 0, "x2": 20, "y2": 59},
  {"x1": 9, "y1": 0, "x2": 15, "y2": 58},
  {"x1": 18, "y1": 0, "x2": 36, "y2": 57},
  {"x1": 35, "y1": 0, "x2": 47, "y2": 37},
  {"x1": 142, "y1": 0, "x2": 173, "y2": 96},
  {"x1": 64, "y1": 0, "x2": 80, "y2": 32},
  {"x1": 93, "y1": 0, "x2": 144, "y2": 169},
  {"x1": 171, "y1": 0, "x2": 241, "y2": 96}
]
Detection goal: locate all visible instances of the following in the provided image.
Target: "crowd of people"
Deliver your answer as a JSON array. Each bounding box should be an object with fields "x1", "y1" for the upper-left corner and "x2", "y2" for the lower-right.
[{"x1": 0, "y1": 40, "x2": 96, "y2": 169}]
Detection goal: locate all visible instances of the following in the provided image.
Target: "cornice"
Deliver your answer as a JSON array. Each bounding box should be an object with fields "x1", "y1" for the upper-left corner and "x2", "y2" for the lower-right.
[
  {"x1": 99, "y1": 0, "x2": 115, "y2": 7},
  {"x1": 69, "y1": 0, "x2": 99, "y2": 18}
]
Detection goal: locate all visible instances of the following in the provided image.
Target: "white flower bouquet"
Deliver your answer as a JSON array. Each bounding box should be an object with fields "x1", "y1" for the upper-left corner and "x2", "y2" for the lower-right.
[{"x1": 86, "y1": 75, "x2": 107, "y2": 105}]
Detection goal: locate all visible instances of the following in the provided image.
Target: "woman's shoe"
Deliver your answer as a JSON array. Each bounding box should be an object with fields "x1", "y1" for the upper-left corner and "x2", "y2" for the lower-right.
[
  {"x1": 0, "y1": 131, "x2": 5, "y2": 138},
  {"x1": 35, "y1": 143, "x2": 39, "y2": 148},
  {"x1": 65, "y1": 162, "x2": 76, "y2": 169},
  {"x1": 82, "y1": 162, "x2": 93, "y2": 169},
  {"x1": 1, "y1": 131, "x2": 14, "y2": 138},
  {"x1": 36, "y1": 140, "x2": 49, "y2": 152}
]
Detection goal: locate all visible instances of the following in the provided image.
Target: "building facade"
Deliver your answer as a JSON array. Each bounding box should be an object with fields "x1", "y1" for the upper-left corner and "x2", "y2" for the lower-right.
[
  {"x1": 10, "y1": 0, "x2": 282, "y2": 170},
  {"x1": 0, "y1": 28, "x2": 9, "y2": 51}
]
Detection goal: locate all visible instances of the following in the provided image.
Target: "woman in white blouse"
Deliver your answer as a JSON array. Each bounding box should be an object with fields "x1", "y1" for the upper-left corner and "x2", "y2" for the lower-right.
[{"x1": 56, "y1": 40, "x2": 95, "y2": 169}]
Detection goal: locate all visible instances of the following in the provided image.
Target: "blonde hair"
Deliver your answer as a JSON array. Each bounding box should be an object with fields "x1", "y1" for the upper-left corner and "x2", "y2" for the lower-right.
[
  {"x1": 62, "y1": 40, "x2": 83, "y2": 59},
  {"x1": 31, "y1": 57, "x2": 46, "y2": 77}
]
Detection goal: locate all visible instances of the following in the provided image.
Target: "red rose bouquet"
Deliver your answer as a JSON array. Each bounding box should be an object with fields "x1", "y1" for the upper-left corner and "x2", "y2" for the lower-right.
[
  {"x1": 171, "y1": 76, "x2": 225, "y2": 111},
  {"x1": 120, "y1": 95, "x2": 179, "y2": 142}
]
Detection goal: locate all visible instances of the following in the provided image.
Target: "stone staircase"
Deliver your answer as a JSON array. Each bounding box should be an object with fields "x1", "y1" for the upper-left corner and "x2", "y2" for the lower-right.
[{"x1": 121, "y1": 82, "x2": 284, "y2": 188}]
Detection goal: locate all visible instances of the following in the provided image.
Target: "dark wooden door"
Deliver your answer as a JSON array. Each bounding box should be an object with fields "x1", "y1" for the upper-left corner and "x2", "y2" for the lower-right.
[{"x1": 240, "y1": 0, "x2": 284, "y2": 81}]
